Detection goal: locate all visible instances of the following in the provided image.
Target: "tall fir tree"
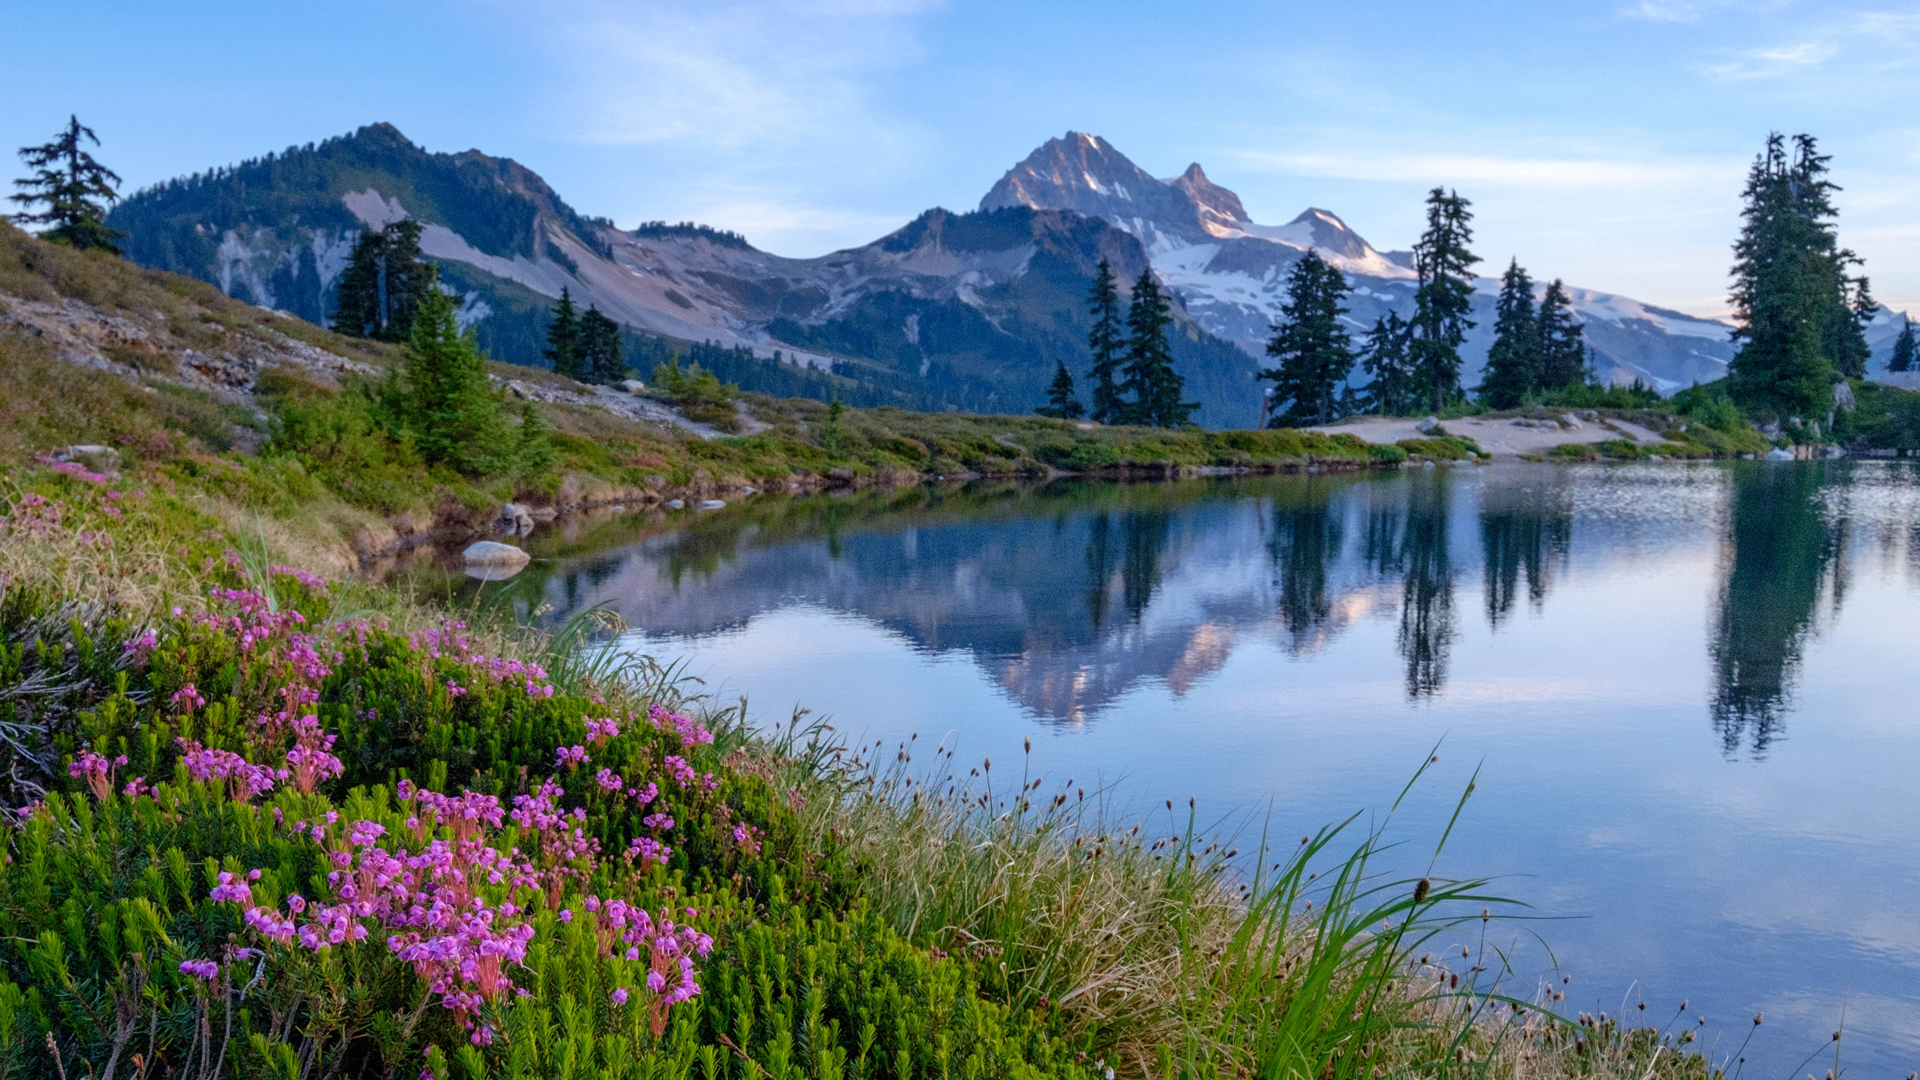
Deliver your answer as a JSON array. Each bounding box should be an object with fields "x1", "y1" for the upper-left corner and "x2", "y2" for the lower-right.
[
  {"x1": 329, "y1": 219, "x2": 437, "y2": 340},
  {"x1": 1085, "y1": 258, "x2": 1127, "y2": 424},
  {"x1": 1120, "y1": 269, "x2": 1195, "y2": 427},
  {"x1": 1036, "y1": 360, "x2": 1086, "y2": 419},
  {"x1": 1728, "y1": 133, "x2": 1865, "y2": 419},
  {"x1": 331, "y1": 228, "x2": 387, "y2": 338},
  {"x1": 1890, "y1": 320, "x2": 1917, "y2": 373},
  {"x1": 1409, "y1": 188, "x2": 1480, "y2": 413},
  {"x1": 1260, "y1": 251, "x2": 1355, "y2": 427},
  {"x1": 1833, "y1": 271, "x2": 1876, "y2": 379},
  {"x1": 380, "y1": 219, "x2": 436, "y2": 342},
  {"x1": 1477, "y1": 259, "x2": 1538, "y2": 408},
  {"x1": 1358, "y1": 312, "x2": 1417, "y2": 415},
  {"x1": 579, "y1": 306, "x2": 624, "y2": 384},
  {"x1": 10, "y1": 116, "x2": 124, "y2": 253},
  {"x1": 544, "y1": 288, "x2": 582, "y2": 380},
  {"x1": 1535, "y1": 279, "x2": 1586, "y2": 389}
]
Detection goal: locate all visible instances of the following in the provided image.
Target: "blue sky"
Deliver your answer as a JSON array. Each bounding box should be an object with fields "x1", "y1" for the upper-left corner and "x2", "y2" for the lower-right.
[{"x1": 4, "y1": 0, "x2": 1918, "y2": 316}]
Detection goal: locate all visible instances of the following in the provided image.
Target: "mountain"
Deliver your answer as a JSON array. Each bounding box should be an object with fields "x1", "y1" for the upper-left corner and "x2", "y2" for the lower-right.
[
  {"x1": 982, "y1": 133, "x2": 1745, "y2": 392},
  {"x1": 108, "y1": 124, "x2": 1910, "y2": 426},
  {"x1": 110, "y1": 125, "x2": 1260, "y2": 424}
]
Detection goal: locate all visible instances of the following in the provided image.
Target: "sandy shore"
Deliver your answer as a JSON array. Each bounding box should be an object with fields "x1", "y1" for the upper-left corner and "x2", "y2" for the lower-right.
[{"x1": 1309, "y1": 414, "x2": 1668, "y2": 457}]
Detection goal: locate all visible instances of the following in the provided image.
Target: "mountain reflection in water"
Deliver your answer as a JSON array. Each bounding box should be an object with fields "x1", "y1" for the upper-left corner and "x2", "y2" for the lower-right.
[{"x1": 462, "y1": 461, "x2": 1886, "y2": 753}]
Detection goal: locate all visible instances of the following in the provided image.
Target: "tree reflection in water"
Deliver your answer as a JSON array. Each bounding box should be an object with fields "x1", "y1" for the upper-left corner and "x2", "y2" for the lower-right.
[
  {"x1": 1396, "y1": 470, "x2": 1456, "y2": 698},
  {"x1": 1711, "y1": 462, "x2": 1848, "y2": 757},
  {"x1": 1268, "y1": 478, "x2": 1347, "y2": 654},
  {"x1": 1479, "y1": 472, "x2": 1573, "y2": 631}
]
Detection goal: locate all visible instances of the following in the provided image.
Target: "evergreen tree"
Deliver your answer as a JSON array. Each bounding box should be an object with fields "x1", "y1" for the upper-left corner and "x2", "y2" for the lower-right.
[
  {"x1": 1535, "y1": 279, "x2": 1586, "y2": 389},
  {"x1": 1358, "y1": 312, "x2": 1417, "y2": 415},
  {"x1": 1477, "y1": 259, "x2": 1538, "y2": 408},
  {"x1": 1085, "y1": 259, "x2": 1127, "y2": 424},
  {"x1": 1120, "y1": 269, "x2": 1195, "y2": 427},
  {"x1": 544, "y1": 288, "x2": 582, "y2": 380},
  {"x1": 1036, "y1": 360, "x2": 1085, "y2": 419},
  {"x1": 1833, "y1": 271, "x2": 1875, "y2": 379},
  {"x1": 1409, "y1": 188, "x2": 1480, "y2": 413},
  {"x1": 1260, "y1": 251, "x2": 1354, "y2": 427},
  {"x1": 398, "y1": 290, "x2": 523, "y2": 477},
  {"x1": 579, "y1": 306, "x2": 624, "y2": 384},
  {"x1": 331, "y1": 228, "x2": 387, "y2": 338},
  {"x1": 329, "y1": 219, "x2": 438, "y2": 340},
  {"x1": 1890, "y1": 320, "x2": 1917, "y2": 373},
  {"x1": 1728, "y1": 133, "x2": 1863, "y2": 419},
  {"x1": 380, "y1": 219, "x2": 436, "y2": 342},
  {"x1": 10, "y1": 116, "x2": 124, "y2": 253}
]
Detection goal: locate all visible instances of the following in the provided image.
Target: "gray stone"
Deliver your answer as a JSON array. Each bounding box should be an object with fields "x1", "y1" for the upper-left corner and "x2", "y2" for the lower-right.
[
  {"x1": 57, "y1": 444, "x2": 118, "y2": 464},
  {"x1": 1560, "y1": 412, "x2": 1581, "y2": 429},
  {"x1": 1765, "y1": 447, "x2": 1796, "y2": 461},
  {"x1": 699, "y1": 499, "x2": 727, "y2": 510},
  {"x1": 1414, "y1": 416, "x2": 1439, "y2": 434},
  {"x1": 665, "y1": 499, "x2": 685, "y2": 510},
  {"x1": 462, "y1": 540, "x2": 531, "y2": 567},
  {"x1": 1832, "y1": 381, "x2": 1857, "y2": 412},
  {"x1": 621, "y1": 379, "x2": 647, "y2": 394},
  {"x1": 499, "y1": 502, "x2": 536, "y2": 536},
  {"x1": 1823, "y1": 445, "x2": 1847, "y2": 459}
]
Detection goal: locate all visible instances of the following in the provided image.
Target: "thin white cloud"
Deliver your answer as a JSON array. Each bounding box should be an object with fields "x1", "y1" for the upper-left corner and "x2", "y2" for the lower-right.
[
  {"x1": 509, "y1": 0, "x2": 942, "y2": 152},
  {"x1": 1620, "y1": 1, "x2": 1714, "y2": 22},
  {"x1": 1231, "y1": 148, "x2": 1729, "y2": 190},
  {"x1": 1706, "y1": 39, "x2": 1839, "y2": 79}
]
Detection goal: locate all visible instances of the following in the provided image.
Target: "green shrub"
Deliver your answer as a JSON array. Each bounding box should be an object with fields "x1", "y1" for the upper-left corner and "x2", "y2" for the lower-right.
[
  {"x1": 654, "y1": 361, "x2": 740, "y2": 432},
  {"x1": 1064, "y1": 441, "x2": 1124, "y2": 469}
]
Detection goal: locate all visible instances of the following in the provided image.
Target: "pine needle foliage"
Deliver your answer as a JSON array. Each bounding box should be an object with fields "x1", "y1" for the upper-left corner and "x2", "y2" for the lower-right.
[
  {"x1": 1535, "y1": 280, "x2": 1587, "y2": 391},
  {"x1": 1262, "y1": 251, "x2": 1355, "y2": 427},
  {"x1": 1727, "y1": 133, "x2": 1874, "y2": 419},
  {"x1": 1359, "y1": 312, "x2": 1419, "y2": 417},
  {"x1": 1120, "y1": 270, "x2": 1195, "y2": 428},
  {"x1": 9, "y1": 116, "x2": 124, "y2": 254},
  {"x1": 1086, "y1": 259, "x2": 1127, "y2": 425},
  {"x1": 1037, "y1": 360, "x2": 1086, "y2": 419},
  {"x1": 330, "y1": 218, "x2": 437, "y2": 341},
  {"x1": 1478, "y1": 260, "x2": 1538, "y2": 409},
  {"x1": 1410, "y1": 189, "x2": 1481, "y2": 414}
]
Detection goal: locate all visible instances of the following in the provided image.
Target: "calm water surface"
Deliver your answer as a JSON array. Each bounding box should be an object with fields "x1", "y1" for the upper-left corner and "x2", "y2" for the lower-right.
[{"x1": 489, "y1": 462, "x2": 1920, "y2": 1072}]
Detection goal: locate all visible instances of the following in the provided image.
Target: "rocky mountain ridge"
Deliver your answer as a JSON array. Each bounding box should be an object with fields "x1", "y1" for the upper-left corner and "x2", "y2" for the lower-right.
[{"x1": 108, "y1": 125, "x2": 1916, "y2": 427}]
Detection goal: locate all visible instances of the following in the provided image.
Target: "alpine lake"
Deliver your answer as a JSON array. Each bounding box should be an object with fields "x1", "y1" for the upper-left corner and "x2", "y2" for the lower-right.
[{"x1": 413, "y1": 460, "x2": 1920, "y2": 1073}]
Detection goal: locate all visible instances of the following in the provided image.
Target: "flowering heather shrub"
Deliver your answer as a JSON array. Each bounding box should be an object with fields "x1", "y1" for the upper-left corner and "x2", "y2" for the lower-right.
[{"x1": 0, "y1": 568, "x2": 1095, "y2": 1077}]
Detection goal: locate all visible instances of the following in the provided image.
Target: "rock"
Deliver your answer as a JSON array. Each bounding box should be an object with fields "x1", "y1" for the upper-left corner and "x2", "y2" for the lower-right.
[
  {"x1": 607, "y1": 505, "x2": 624, "y2": 514},
  {"x1": 1560, "y1": 412, "x2": 1581, "y2": 429},
  {"x1": 57, "y1": 444, "x2": 118, "y2": 463},
  {"x1": 1422, "y1": 459, "x2": 1437, "y2": 468},
  {"x1": 827, "y1": 466, "x2": 855, "y2": 482},
  {"x1": 1765, "y1": 447, "x2": 1796, "y2": 461},
  {"x1": 1579, "y1": 410, "x2": 1599, "y2": 421},
  {"x1": 1832, "y1": 381, "x2": 1857, "y2": 412},
  {"x1": 1823, "y1": 445, "x2": 1847, "y2": 459},
  {"x1": 621, "y1": 379, "x2": 647, "y2": 394},
  {"x1": 461, "y1": 540, "x2": 530, "y2": 567},
  {"x1": 699, "y1": 499, "x2": 727, "y2": 510},
  {"x1": 528, "y1": 506, "x2": 558, "y2": 522},
  {"x1": 665, "y1": 499, "x2": 685, "y2": 510},
  {"x1": 499, "y1": 502, "x2": 536, "y2": 536},
  {"x1": 741, "y1": 486, "x2": 757, "y2": 495},
  {"x1": 1415, "y1": 416, "x2": 1439, "y2": 434}
]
